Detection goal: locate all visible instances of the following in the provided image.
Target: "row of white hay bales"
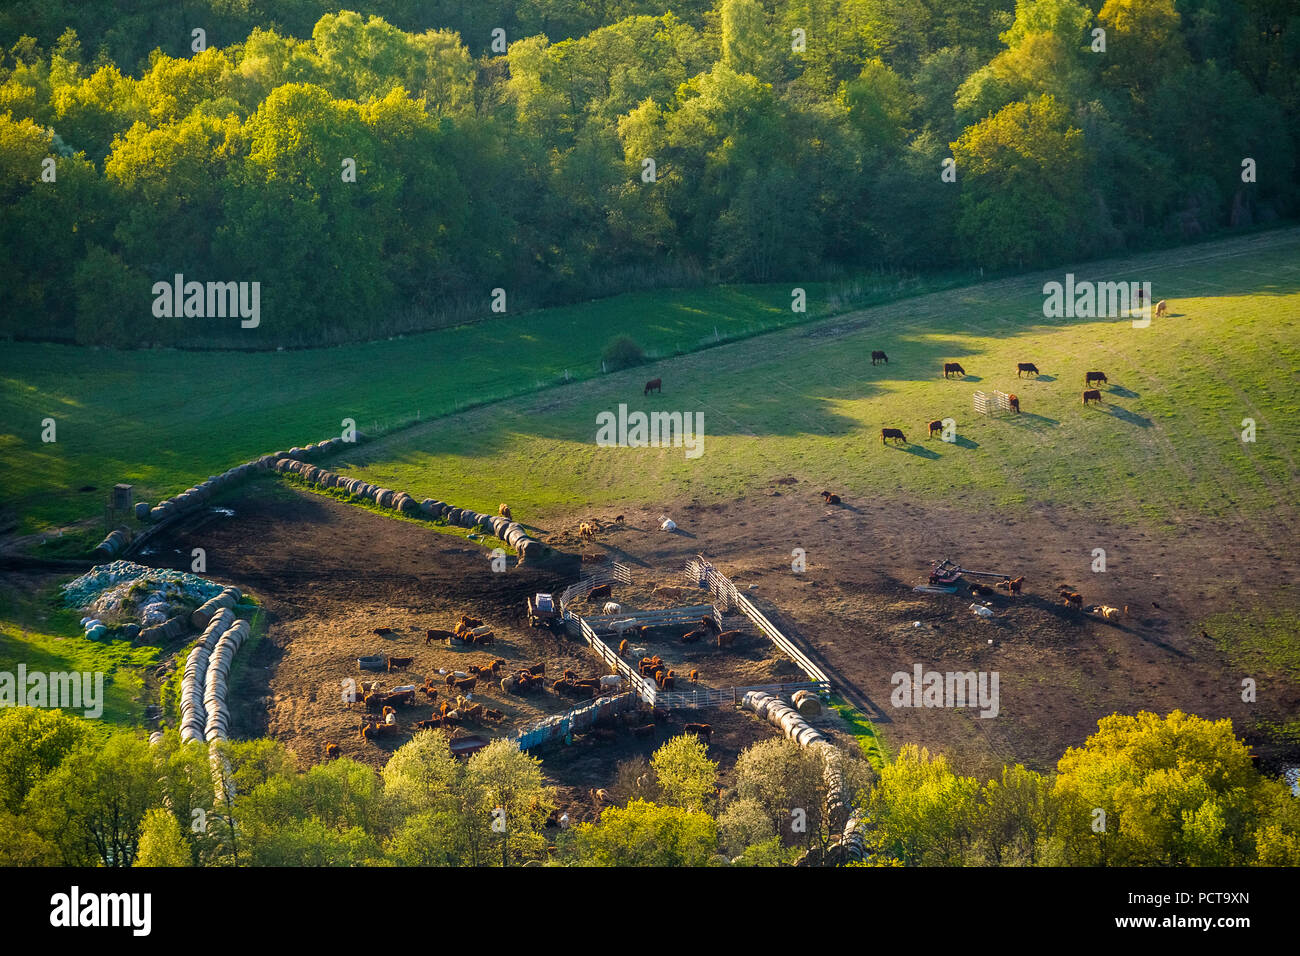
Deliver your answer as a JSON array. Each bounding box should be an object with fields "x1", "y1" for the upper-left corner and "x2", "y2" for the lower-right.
[
  {"x1": 270, "y1": 456, "x2": 548, "y2": 562},
  {"x1": 94, "y1": 436, "x2": 355, "y2": 557},
  {"x1": 179, "y1": 599, "x2": 247, "y2": 744},
  {"x1": 742, "y1": 690, "x2": 864, "y2": 863}
]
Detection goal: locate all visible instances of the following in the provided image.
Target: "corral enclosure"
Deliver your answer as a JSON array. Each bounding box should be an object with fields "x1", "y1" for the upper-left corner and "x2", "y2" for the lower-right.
[{"x1": 141, "y1": 479, "x2": 817, "y2": 779}]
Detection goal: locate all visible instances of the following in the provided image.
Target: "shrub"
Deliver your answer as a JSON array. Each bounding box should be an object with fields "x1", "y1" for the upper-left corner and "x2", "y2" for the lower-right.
[{"x1": 601, "y1": 336, "x2": 646, "y2": 372}]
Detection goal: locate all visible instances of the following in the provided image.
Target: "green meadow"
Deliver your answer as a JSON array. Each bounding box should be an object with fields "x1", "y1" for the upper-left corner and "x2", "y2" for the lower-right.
[{"x1": 1, "y1": 229, "x2": 1297, "y2": 543}]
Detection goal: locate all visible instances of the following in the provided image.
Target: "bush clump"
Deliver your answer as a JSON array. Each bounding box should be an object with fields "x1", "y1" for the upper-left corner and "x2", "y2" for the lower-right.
[{"x1": 601, "y1": 336, "x2": 647, "y2": 372}]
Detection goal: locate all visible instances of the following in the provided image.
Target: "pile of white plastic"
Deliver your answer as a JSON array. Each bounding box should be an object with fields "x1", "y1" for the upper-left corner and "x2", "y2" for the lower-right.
[{"x1": 64, "y1": 561, "x2": 224, "y2": 626}]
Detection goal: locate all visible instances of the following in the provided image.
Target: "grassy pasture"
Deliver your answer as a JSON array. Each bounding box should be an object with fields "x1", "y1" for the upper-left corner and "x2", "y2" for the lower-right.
[
  {"x1": 0, "y1": 275, "x2": 957, "y2": 536},
  {"x1": 326, "y1": 230, "x2": 1300, "y2": 528},
  {"x1": 0, "y1": 229, "x2": 1296, "y2": 540}
]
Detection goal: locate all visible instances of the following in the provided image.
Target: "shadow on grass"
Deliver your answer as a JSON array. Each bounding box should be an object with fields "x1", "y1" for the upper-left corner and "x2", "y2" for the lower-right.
[
  {"x1": 1109, "y1": 385, "x2": 1139, "y2": 399},
  {"x1": 895, "y1": 443, "x2": 942, "y2": 459},
  {"x1": 1009, "y1": 412, "x2": 1060, "y2": 428},
  {"x1": 1106, "y1": 405, "x2": 1153, "y2": 428}
]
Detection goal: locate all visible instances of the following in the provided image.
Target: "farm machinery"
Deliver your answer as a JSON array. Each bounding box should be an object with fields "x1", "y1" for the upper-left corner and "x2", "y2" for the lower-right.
[
  {"x1": 916, "y1": 558, "x2": 1017, "y2": 594},
  {"x1": 527, "y1": 592, "x2": 561, "y2": 630}
]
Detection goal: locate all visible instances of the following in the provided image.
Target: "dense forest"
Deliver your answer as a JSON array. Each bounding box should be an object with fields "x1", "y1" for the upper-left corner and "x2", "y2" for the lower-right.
[
  {"x1": 3, "y1": 707, "x2": 1297, "y2": 866},
  {"x1": 1, "y1": 0, "x2": 1296, "y2": 347}
]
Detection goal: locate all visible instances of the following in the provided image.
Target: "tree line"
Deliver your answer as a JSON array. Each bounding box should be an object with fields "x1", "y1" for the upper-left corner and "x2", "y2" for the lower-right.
[
  {"x1": 1, "y1": 707, "x2": 1296, "y2": 866},
  {"x1": 0, "y1": 0, "x2": 1295, "y2": 348}
]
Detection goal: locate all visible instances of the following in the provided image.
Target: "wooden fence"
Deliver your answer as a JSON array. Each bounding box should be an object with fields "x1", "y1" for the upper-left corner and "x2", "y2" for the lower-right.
[
  {"x1": 558, "y1": 562, "x2": 633, "y2": 609},
  {"x1": 580, "y1": 604, "x2": 721, "y2": 635},
  {"x1": 653, "y1": 680, "x2": 830, "y2": 709},
  {"x1": 686, "y1": 555, "x2": 831, "y2": 687},
  {"x1": 566, "y1": 611, "x2": 659, "y2": 704}
]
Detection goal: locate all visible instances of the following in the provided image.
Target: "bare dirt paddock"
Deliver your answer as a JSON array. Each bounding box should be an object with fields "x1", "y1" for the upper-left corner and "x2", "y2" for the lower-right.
[
  {"x1": 550, "y1": 483, "x2": 1300, "y2": 781},
  {"x1": 145, "y1": 480, "x2": 810, "y2": 783}
]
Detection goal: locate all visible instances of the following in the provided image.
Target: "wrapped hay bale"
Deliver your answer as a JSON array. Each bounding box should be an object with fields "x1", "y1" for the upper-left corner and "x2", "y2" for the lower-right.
[
  {"x1": 395, "y1": 494, "x2": 419, "y2": 514},
  {"x1": 445, "y1": 507, "x2": 463, "y2": 524},
  {"x1": 519, "y1": 539, "x2": 546, "y2": 562},
  {"x1": 420, "y1": 499, "x2": 445, "y2": 517},
  {"x1": 149, "y1": 504, "x2": 169, "y2": 521},
  {"x1": 93, "y1": 527, "x2": 132, "y2": 558},
  {"x1": 191, "y1": 587, "x2": 241, "y2": 630},
  {"x1": 377, "y1": 489, "x2": 395, "y2": 509},
  {"x1": 134, "y1": 502, "x2": 151, "y2": 520},
  {"x1": 792, "y1": 689, "x2": 822, "y2": 716}
]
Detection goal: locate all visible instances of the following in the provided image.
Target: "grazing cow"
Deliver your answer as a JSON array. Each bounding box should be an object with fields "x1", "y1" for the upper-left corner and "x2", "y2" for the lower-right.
[
  {"x1": 1062, "y1": 592, "x2": 1083, "y2": 609},
  {"x1": 717, "y1": 630, "x2": 741, "y2": 648},
  {"x1": 821, "y1": 491, "x2": 842, "y2": 505},
  {"x1": 471, "y1": 631, "x2": 494, "y2": 645},
  {"x1": 618, "y1": 638, "x2": 629, "y2": 656},
  {"x1": 498, "y1": 503, "x2": 512, "y2": 520},
  {"x1": 387, "y1": 656, "x2": 414, "y2": 671},
  {"x1": 644, "y1": 378, "x2": 662, "y2": 396},
  {"x1": 1085, "y1": 371, "x2": 1107, "y2": 387},
  {"x1": 425, "y1": 628, "x2": 455, "y2": 645},
  {"x1": 1082, "y1": 389, "x2": 1103, "y2": 406},
  {"x1": 414, "y1": 718, "x2": 442, "y2": 730},
  {"x1": 374, "y1": 627, "x2": 395, "y2": 636},
  {"x1": 579, "y1": 521, "x2": 597, "y2": 542},
  {"x1": 1154, "y1": 300, "x2": 1167, "y2": 318},
  {"x1": 943, "y1": 362, "x2": 966, "y2": 378},
  {"x1": 614, "y1": 514, "x2": 625, "y2": 524},
  {"x1": 1008, "y1": 394, "x2": 1020, "y2": 414},
  {"x1": 871, "y1": 350, "x2": 888, "y2": 365},
  {"x1": 1017, "y1": 363, "x2": 1040, "y2": 377},
  {"x1": 683, "y1": 722, "x2": 712, "y2": 743},
  {"x1": 452, "y1": 676, "x2": 478, "y2": 693},
  {"x1": 658, "y1": 673, "x2": 675, "y2": 690},
  {"x1": 589, "y1": 584, "x2": 612, "y2": 601},
  {"x1": 422, "y1": 684, "x2": 439, "y2": 699},
  {"x1": 881, "y1": 427, "x2": 907, "y2": 445},
  {"x1": 681, "y1": 628, "x2": 704, "y2": 644},
  {"x1": 325, "y1": 743, "x2": 340, "y2": 760},
  {"x1": 689, "y1": 669, "x2": 699, "y2": 683},
  {"x1": 928, "y1": 419, "x2": 943, "y2": 438}
]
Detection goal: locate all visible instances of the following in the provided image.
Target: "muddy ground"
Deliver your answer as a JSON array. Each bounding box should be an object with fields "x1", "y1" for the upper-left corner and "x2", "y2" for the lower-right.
[{"x1": 83, "y1": 468, "x2": 1300, "y2": 796}]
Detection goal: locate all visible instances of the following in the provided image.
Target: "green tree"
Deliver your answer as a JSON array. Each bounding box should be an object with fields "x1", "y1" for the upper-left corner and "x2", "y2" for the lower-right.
[
  {"x1": 570, "y1": 798, "x2": 719, "y2": 866},
  {"x1": 135, "y1": 807, "x2": 192, "y2": 866},
  {"x1": 651, "y1": 733, "x2": 719, "y2": 811}
]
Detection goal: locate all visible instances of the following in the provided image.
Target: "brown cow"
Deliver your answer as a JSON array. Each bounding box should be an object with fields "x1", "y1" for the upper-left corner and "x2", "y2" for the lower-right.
[
  {"x1": 588, "y1": 584, "x2": 612, "y2": 601},
  {"x1": 1062, "y1": 591, "x2": 1083, "y2": 609},
  {"x1": 700, "y1": 616, "x2": 721, "y2": 635},
  {"x1": 644, "y1": 378, "x2": 662, "y2": 396},
  {"x1": 452, "y1": 676, "x2": 478, "y2": 693},
  {"x1": 881, "y1": 427, "x2": 906, "y2": 445},
  {"x1": 498, "y1": 503, "x2": 512, "y2": 520},
  {"x1": 821, "y1": 491, "x2": 842, "y2": 505},
  {"x1": 1085, "y1": 371, "x2": 1108, "y2": 387},
  {"x1": 683, "y1": 722, "x2": 712, "y2": 743},
  {"x1": 325, "y1": 743, "x2": 340, "y2": 760},
  {"x1": 681, "y1": 628, "x2": 704, "y2": 644},
  {"x1": 618, "y1": 638, "x2": 629, "y2": 656},
  {"x1": 943, "y1": 362, "x2": 966, "y2": 378},
  {"x1": 374, "y1": 627, "x2": 396, "y2": 636},
  {"x1": 1082, "y1": 389, "x2": 1103, "y2": 405},
  {"x1": 527, "y1": 663, "x2": 546, "y2": 676},
  {"x1": 689, "y1": 670, "x2": 699, "y2": 683},
  {"x1": 387, "y1": 656, "x2": 414, "y2": 671},
  {"x1": 1008, "y1": 394, "x2": 1020, "y2": 414},
  {"x1": 928, "y1": 419, "x2": 943, "y2": 437},
  {"x1": 1017, "y1": 363, "x2": 1040, "y2": 377},
  {"x1": 425, "y1": 628, "x2": 455, "y2": 645},
  {"x1": 1154, "y1": 300, "x2": 1167, "y2": 318},
  {"x1": 717, "y1": 630, "x2": 741, "y2": 648},
  {"x1": 871, "y1": 350, "x2": 888, "y2": 365}
]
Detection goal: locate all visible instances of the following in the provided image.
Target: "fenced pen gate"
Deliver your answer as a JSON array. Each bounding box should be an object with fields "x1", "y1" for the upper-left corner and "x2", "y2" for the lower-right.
[{"x1": 972, "y1": 389, "x2": 1014, "y2": 416}]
